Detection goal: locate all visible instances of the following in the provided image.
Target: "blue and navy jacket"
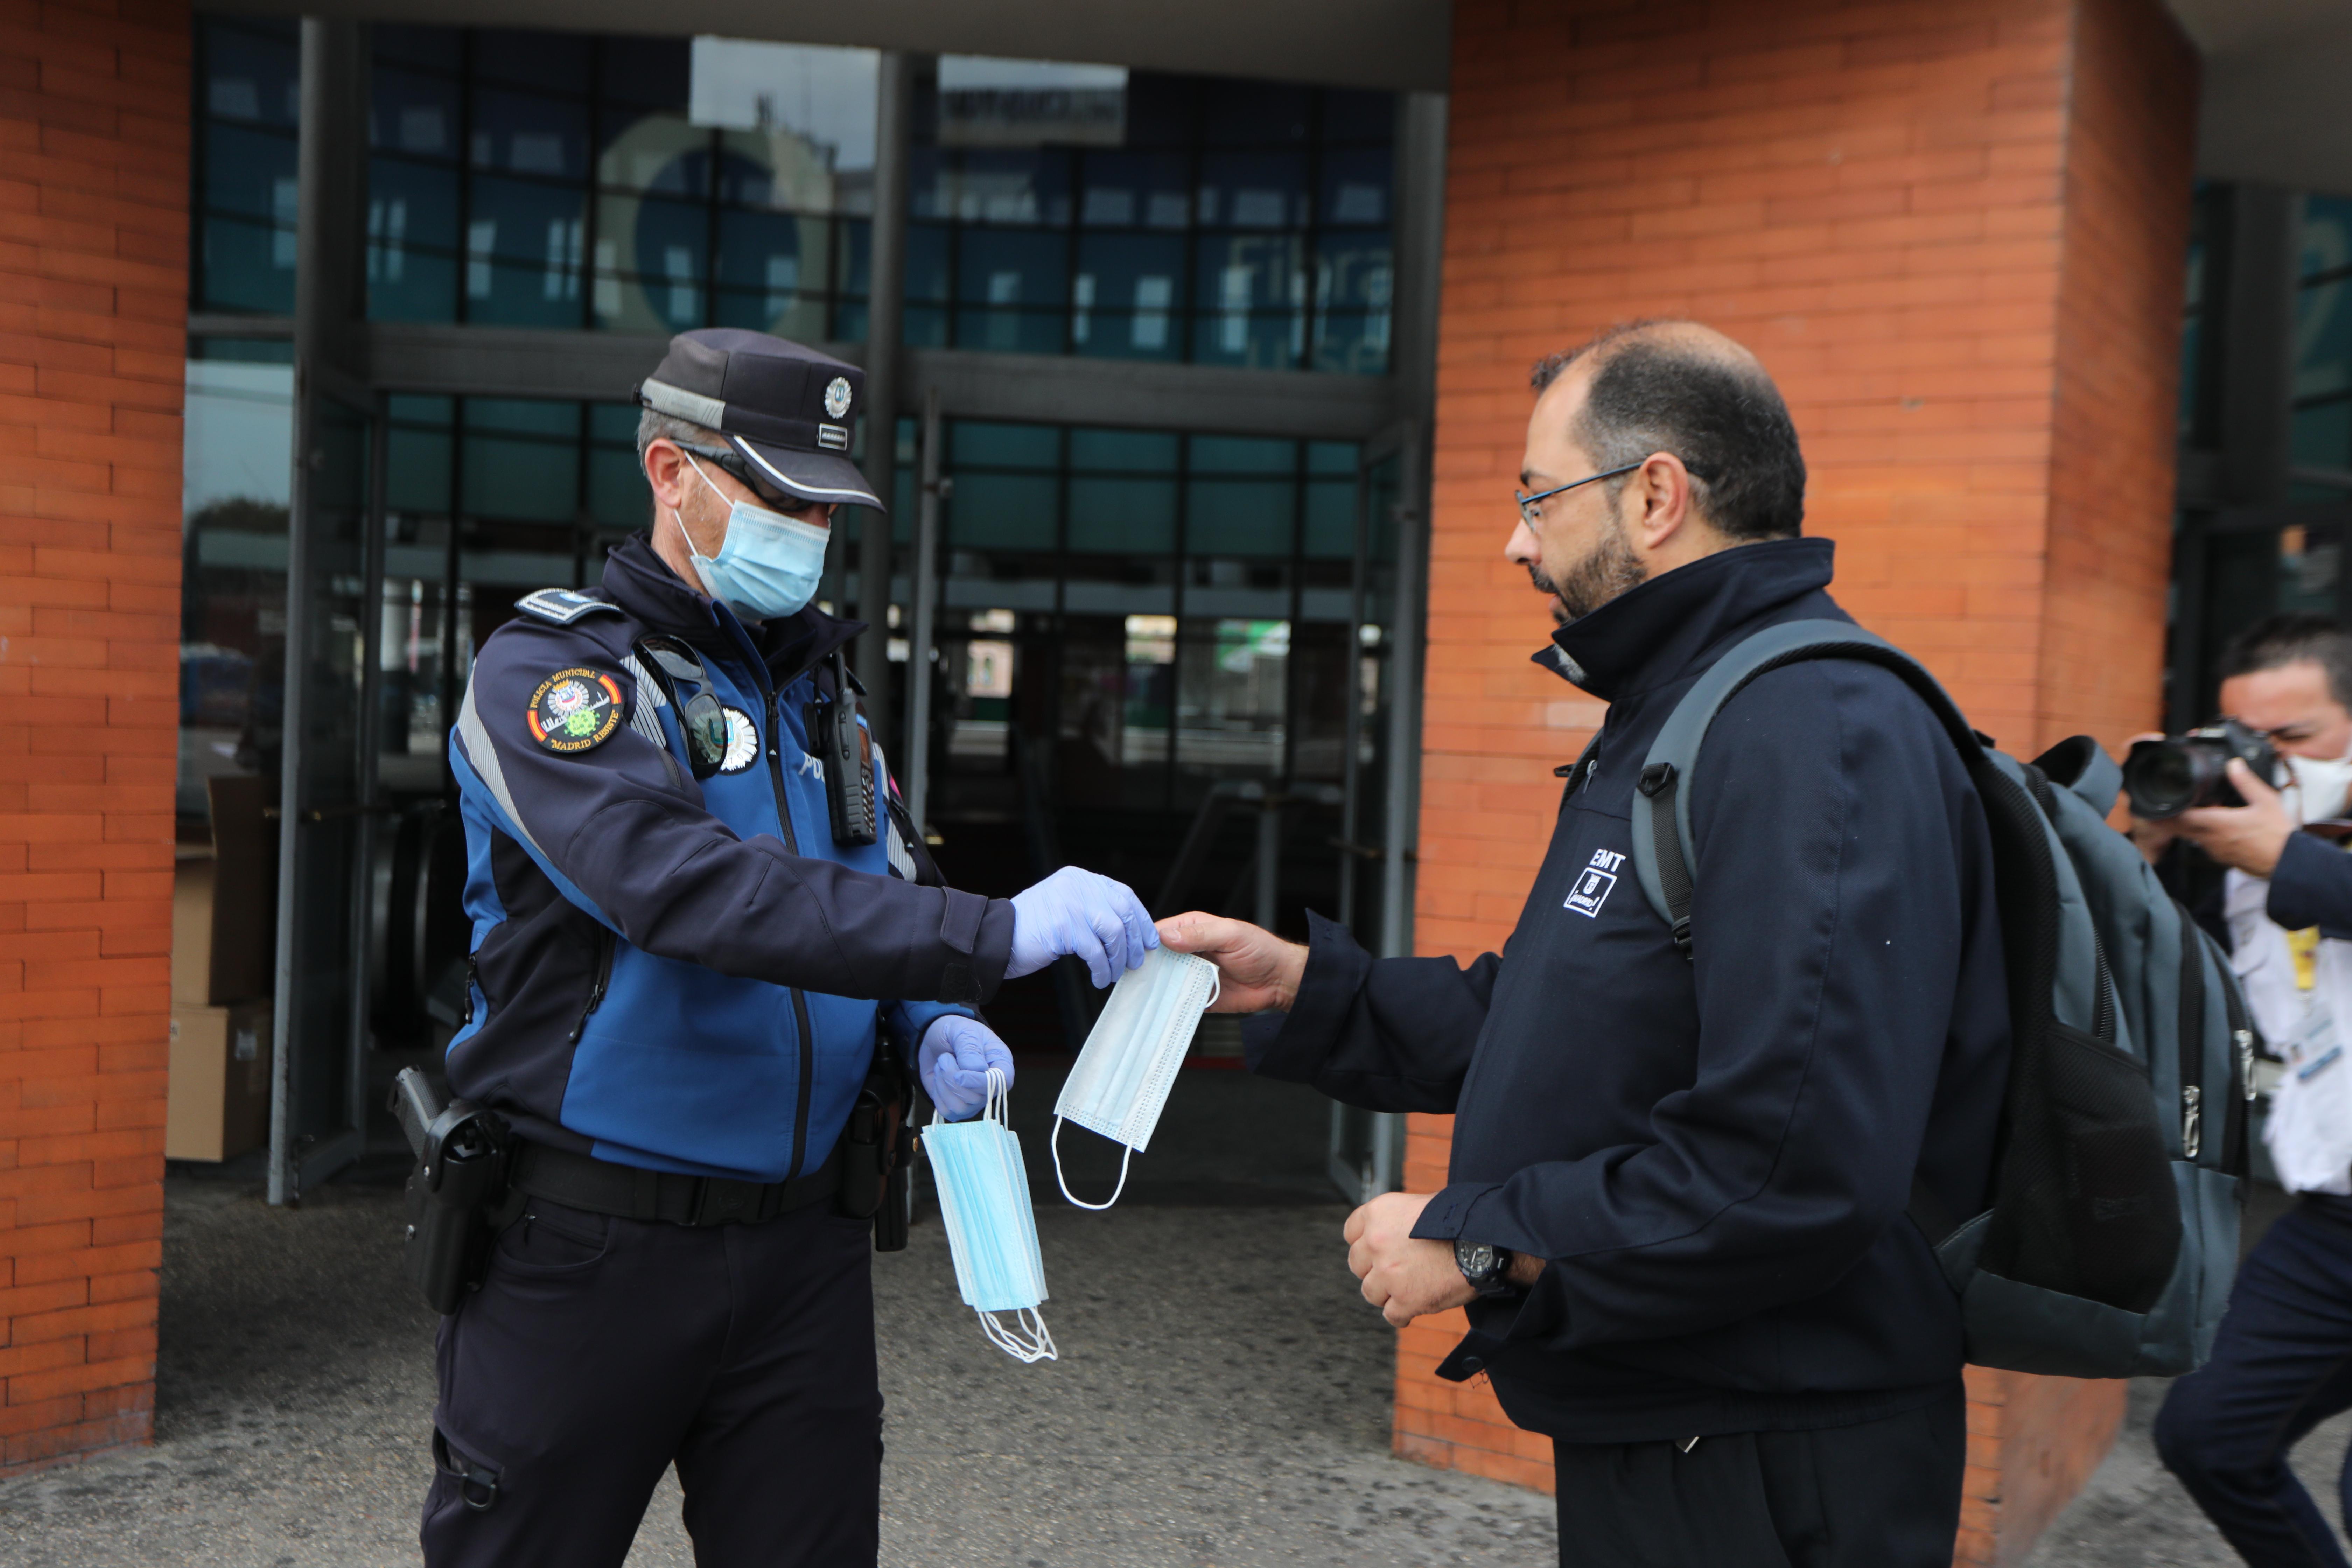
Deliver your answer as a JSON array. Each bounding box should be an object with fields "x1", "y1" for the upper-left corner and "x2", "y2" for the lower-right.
[{"x1": 447, "y1": 534, "x2": 1015, "y2": 1184}]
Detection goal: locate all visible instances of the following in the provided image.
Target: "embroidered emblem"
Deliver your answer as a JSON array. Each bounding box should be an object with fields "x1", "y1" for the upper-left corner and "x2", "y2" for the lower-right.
[
  {"x1": 527, "y1": 668, "x2": 625, "y2": 754},
  {"x1": 719, "y1": 706, "x2": 759, "y2": 774},
  {"x1": 1565, "y1": 847, "x2": 1624, "y2": 918}
]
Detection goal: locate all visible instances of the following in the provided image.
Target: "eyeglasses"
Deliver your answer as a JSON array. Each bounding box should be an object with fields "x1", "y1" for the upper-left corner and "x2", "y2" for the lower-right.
[
  {"x1": 673, "y1": 443, "x2": 828, "y2": 518},
  {"x1": 1513, "y1": 463, "x2": 1643, "y2": 527}
]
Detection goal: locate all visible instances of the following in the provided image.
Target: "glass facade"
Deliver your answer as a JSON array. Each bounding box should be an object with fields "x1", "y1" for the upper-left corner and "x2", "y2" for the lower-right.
[
  {"x1": 909, "y1": 68, "x2": 1395, "y2": 371},
  {"x1": 2293, "y1": 193, "x2": 2352, "y2": 490},
  {"x1": 191, "y1": 20, "x2": 1398, "y2": 371}
]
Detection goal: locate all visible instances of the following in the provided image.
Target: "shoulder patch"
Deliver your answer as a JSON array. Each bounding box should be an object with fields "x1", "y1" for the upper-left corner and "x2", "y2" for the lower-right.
[
  {"x1": 514, "y1": 588, "x2": 623, "y2": 625},
  {"x1": 527, "y1": 668, "x2": 626, "y2": 754}
]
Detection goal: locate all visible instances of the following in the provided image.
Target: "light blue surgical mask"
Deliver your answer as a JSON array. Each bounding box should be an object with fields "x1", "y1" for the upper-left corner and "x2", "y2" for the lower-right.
[
  {"x1": 924, "y1": 1069, "x2": 1056, "y2": 1363},
  {"x1": 676, "y1": 452, "x2": 830, "y2": 622},
  {"x1": 1051, "y1": 947, "x2": 1220, "y2": 1209}
]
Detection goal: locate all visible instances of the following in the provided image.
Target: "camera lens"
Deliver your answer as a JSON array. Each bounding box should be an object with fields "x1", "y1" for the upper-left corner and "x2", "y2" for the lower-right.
[{"x1": 2123, "y1": 740, "x2": 2204, "y2": 819}]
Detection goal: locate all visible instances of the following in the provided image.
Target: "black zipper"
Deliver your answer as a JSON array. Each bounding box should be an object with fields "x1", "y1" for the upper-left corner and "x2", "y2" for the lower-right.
[
  {"x1": 567, "y1": 927, "x2": 616, "y2": 1044},
  {"x1": 742, "y1": 645, "x2": 819, "y2": 1179}
]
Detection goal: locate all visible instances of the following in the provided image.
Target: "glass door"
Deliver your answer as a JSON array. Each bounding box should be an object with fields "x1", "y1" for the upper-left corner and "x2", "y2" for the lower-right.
[
  {"x1": 1329, "y1": 421, "x2": 1417, "y2": 1203},
  {"x1": 269, "y1": 387, "x2": 379, "y2": 1202}
]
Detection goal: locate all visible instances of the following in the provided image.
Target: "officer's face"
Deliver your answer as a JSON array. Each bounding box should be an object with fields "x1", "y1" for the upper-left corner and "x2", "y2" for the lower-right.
[
  {"x1": 646, "y1": 438, "x2": 836, "y2": 559},
  {"x1": 1510, "y1": 372, "x2": 1645, "y2": 622},
  {"x1": 2221, "y1": 661, "x2": 2352, "y2": 761}
]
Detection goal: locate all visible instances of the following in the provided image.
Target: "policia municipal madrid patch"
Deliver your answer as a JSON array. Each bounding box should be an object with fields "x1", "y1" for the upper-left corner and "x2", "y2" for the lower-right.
[{"x1": 527, "y1": 668, "x2": 625, "y2": 754}]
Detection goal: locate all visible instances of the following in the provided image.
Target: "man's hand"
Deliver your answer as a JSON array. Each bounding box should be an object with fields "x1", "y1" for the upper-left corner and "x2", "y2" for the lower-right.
[
  {"x1": 2175, "y1": 758, "x2": 2295, "y2": 878},
  {"x1": 1343, "y1": 1192, "x2": 1475, "y2": 1326},
  {"x1": 1155, "y1": 912, "x2": 1307, "y2": 1012}
]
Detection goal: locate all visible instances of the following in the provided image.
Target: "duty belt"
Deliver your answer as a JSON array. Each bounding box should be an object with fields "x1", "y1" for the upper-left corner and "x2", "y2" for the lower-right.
[{"x1": 510, "y1": 1138, "x2": 840, "y2": 1227}]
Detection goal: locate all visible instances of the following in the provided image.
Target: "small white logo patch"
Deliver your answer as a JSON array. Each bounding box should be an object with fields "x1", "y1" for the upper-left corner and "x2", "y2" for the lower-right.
[
  {"x1": 1566, "y1": 848, "x2": 1625, "y2": 918},
  {"x1": 823, "y1": 376, "x2": 853, "y2": 419}
]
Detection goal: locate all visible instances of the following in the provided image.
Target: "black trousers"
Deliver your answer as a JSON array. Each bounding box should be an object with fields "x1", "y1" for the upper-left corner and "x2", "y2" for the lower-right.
[
  {"x1": 1549, "y1": 1383, "x2": 1966, "y2": 1567},
  {"x1": 2155, "y1": 1193, "x2": 2352, "y2": 1568},
  {"x1": 420, "y1": 1192, "x2": 881, "y2": 1568}
]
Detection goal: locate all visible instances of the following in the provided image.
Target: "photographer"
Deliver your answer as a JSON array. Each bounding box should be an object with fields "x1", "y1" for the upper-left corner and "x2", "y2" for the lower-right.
[
  {"x1": 1164, "y1": 321, "x2": 2008, "y2": 1566},
  {"x1": 2146, "y1": 615, "x2": 2352, "y2": 1568}
]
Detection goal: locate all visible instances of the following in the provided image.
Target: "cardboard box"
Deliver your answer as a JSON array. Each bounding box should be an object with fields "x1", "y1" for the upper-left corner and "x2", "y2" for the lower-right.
[
  {"x1": 167, "y1": 1000, "x2": 273, "y2": 1162},
  {"x1": 173, "y1": 774, "x2": 278, "y2": 1008}
]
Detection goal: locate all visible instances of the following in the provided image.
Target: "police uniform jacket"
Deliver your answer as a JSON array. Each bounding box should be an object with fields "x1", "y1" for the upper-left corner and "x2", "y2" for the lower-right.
[
  {"x1": 1246, "y1": 538, "x2": 2011, "y2": 1443},
  {"x1": 447, "y1": 533, "x2": 1012, "y2": 1184}
]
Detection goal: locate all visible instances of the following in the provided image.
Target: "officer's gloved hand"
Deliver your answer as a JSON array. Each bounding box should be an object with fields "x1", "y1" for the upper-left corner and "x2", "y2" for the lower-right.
[
  {"x1": 919, "y1": 1015, "x2": 1014, "y2": 1121},
  {"x1": 1007, "y1": 866, "x2": 1159, "y2": 987}
]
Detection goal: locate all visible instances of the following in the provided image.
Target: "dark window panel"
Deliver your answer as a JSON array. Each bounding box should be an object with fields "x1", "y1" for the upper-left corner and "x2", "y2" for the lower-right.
[
  {"x1": 1078, "y1": 151, "x2": 1191, "y2": 228},
  {"x1": 201, "y1": 121, "x2": 298, "y2": 223},
  {"x1": 592, "y1": 194, "x2": 709, "y2": 331},
  {"x1": 1072, "y1": 233, "x2": 1184, "y2": 361},
  {"x1": 1197, "y1": 152, "x2": 1309, "y2": 229},
  {"x1": 472, "y1": 29, "x2": 593, "y2": 93},
  {"x1": 597, "y1": 111, "x2": 712, "y2": 198},
  {"x1": 463, "y1": 176, "x2": 588, "y2": 326},
  {"x1": 366, "y1": 158, "x2": 461, "y2": 322},
  {"x1": 947, "y1": 471, "x2": 1059, "y2": 551},
  {"x1": 1191, "y1": 233, "x2": 1305, "y2": 369},
  {"x1": 1069, "y1": 476, "x2": 1177, "y2": 554},
  {"x1": 461, "y1": 399, "x2": 581, "y2": 520},
  {"x1": 373, "y1": 24, "x2": 462, "y2": 72},
  {"x1": 386, "y1": 406, "x2": 454, "y2": 516},
  {"x1": 469, "y1": 88, "x2": 590, "y2": 181},
  {"x1": 954, "y1": 228, "x2": 1068, "y2": 352},
  {"x1": 1198, "y1": 79, "x2": 1309, "y2": 146},
  {"x1": 1320, "y1": 88, "x2": 1395, "y2": 144},
  {"x1": 1069, "y1": 428, "x2": 1180, "y2": 473},
  {"x1": 1302, "y1": 477, "x2": 1354, "y2": 559},
  {"x1": 716, "y1": 208, "x2": 834, "y2": 336},
  {"x1": 198, "y1": 213, "x2": 295, "y2": 315},
  {"x1": 1122, "y1": 73, "x2": 1198, "y2": 148},
  {"x1": 1306, "y1": 441, "x2": 1356, "y2": 475},
  {"x1": 598, "y1": 36, "x2": 690, "y2": 109},
  {"x1": 1320, "y1": 147, "x2": 1391, "y2": 226},
  {"x1": 937, "y1": 149, "x2": 1072, "y2": 227},
  {"x1": 203, "y1": 20, "x2": 300, "y2": 128},
  {"x1": 900, "y1": 304, "x2": 943, "y2": 348},
  {"x1": 1187, "y1": 477, "x2": 1300, "y2": 558},
  {"x1": 1189, "y1": 435, "x2": 1295, "y2": 475},
  {"x1": 371, "y1": 67, "x2": 460, "y2": 159},
  {"x1": 904, "y1": 221, "x2": 948, "y2": 302},
  {"x1": 953, "y1": 421, "x2": 1062, "y2": 469}
]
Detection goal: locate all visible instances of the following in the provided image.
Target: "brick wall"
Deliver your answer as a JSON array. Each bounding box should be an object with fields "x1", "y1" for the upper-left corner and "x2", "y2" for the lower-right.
[
  {"x1": 0, "y1": 0, "x2": 190, "y2": 1476},
  {"x1": 1404, "y1": 0, "x2": 2195, "y2": 1559}
]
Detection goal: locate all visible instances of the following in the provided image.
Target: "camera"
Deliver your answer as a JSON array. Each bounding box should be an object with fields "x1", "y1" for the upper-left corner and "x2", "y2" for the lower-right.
[{"x1": 2121, "y1": 721, "x2": 2279, "y2": 820}]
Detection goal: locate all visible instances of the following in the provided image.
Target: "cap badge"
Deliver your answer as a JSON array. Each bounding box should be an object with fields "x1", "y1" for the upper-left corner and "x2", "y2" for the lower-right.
[{"x1": 823, "y1": 376, "x2": 853, "y2": 420}]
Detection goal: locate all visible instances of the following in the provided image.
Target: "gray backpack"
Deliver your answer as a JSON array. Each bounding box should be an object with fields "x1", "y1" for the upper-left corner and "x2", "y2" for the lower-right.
[{"x1": 1621, "y1": 620, "x2": 2249, "y2": 1379}]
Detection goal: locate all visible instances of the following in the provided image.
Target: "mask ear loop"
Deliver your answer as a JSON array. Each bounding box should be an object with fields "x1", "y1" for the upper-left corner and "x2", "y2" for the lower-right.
[{"x1": 1050, "y1": 963, "x2": 1219, "y2": 1211}]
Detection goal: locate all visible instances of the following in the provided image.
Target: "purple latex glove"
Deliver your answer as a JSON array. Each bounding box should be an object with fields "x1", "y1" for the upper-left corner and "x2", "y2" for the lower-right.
[{"x1": 919, "y1": 1015, "x2": 1014, "y2": 1121}]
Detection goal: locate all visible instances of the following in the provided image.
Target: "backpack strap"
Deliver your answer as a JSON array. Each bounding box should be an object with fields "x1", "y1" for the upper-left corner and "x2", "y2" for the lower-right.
[{"x1": 1629, "y1": 618, "x2": 1983, "y2": 959}]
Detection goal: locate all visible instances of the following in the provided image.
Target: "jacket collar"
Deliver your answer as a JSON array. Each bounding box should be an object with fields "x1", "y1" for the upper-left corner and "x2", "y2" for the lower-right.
[
  {"x1": 598, "y1": 532, "x2": 864, "y2": 681},
  {"x1": 1534, "y1": 536, "x2": 1840, "y2": 703}
]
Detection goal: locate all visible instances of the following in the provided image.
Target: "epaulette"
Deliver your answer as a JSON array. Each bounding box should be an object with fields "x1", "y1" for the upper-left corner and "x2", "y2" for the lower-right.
[{"x1": 514, "y1": 587, "x2": 624, "y2": 625}]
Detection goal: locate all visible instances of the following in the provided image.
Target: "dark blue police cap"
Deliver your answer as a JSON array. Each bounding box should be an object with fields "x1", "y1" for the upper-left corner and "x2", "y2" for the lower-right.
[{"x1": 635, "y1": 328, "x2": 882, "y2": 512}]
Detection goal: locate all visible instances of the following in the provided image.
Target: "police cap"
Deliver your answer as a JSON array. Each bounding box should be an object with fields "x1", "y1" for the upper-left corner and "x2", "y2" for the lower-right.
[{"x1": 635, "y1": 328, "x2": 882, "y2": 512}]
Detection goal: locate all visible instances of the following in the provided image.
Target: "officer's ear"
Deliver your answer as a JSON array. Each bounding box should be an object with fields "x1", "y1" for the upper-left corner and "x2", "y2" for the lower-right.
[
  {"x1": 644, "y1": 439, "x2": 692, "y2": 517},
  {"x1": 1626, "y1": 452, "x2": 1702, "y2": 555}
]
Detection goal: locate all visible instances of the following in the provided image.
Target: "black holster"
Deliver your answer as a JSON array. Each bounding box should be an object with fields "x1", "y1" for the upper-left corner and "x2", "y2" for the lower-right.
[
  {"x1": 394, "y1": 1069, "x2": 517, "y2": 1314},
  {"x1": 839, "y1": 1049, "x2": 916, "y2": 1251}
]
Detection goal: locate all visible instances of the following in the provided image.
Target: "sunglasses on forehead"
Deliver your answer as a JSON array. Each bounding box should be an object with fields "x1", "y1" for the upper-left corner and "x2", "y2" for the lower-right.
[{"x1": 672, "y1": 443, "x2": 830, "y2": 517}]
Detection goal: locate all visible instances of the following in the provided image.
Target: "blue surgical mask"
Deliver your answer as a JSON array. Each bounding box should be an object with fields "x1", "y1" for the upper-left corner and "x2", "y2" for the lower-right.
[
  {"x1": 924, "y1": 1069, "x2": 1056, "y2": 1363},
  {"x1": 677, "y1": 452, "x2": 830, "y2": 622},
  {"x1": 1051, "y1": 947, "x2": 1220, "y2": 1209}
]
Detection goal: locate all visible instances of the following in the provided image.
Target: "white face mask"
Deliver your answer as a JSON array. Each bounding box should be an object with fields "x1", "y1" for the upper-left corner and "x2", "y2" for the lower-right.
[
  {"x1": 1050, "y1": 947, "x2": 1220, "y2": 1209},
  {"x1": 2288, "y1": 748, "x2": 2352, "y2": 825},
  {"x1": 924, "y1": 1069, "x2": 1056, "y2": 1363}
]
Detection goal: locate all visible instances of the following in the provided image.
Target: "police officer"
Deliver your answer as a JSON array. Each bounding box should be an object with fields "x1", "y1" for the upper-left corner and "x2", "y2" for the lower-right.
[{"x1": 427, "y1": 328, "x2": 1156, "y2": 1566}]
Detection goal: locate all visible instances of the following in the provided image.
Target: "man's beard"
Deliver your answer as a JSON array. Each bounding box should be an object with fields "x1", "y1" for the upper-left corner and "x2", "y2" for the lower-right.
[{"x1": 1530, "y1": 518, "x2": 1646, "y2": 623}]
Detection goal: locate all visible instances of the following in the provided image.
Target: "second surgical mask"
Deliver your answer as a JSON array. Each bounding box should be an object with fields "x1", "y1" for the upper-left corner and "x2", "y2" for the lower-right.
[
  {"x1": 1052, "y1": 946, "x2": 1220, "y2": 1209},
  {"x1": 924, "y1": 1069, "x2": 1056, "y2": 1363}
]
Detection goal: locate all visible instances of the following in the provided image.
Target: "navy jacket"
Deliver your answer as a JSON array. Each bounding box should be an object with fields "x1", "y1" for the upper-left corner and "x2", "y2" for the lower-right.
[
  {"x1": 2269, "y1": 831, "x2": 2352, "y2": 939},
  {"x1": 1247, "y1": 538, "x2": 2011, "y2": 1442},
  {"x1": 447, "y1": 536, "x2": 1014, "y2": 1183}
]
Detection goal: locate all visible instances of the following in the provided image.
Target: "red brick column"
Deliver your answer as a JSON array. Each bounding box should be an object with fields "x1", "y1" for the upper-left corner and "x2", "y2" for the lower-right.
[
  {"x1": 1404, "y1": 0, "x2": 2194, "y2": 1559},
  {"x1": 0, "y1": 0, "x2": 190, "y2": 1476}
]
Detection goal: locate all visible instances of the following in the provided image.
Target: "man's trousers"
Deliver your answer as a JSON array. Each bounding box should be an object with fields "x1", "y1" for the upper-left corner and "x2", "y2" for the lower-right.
[
  {"x1": 1548, "y1": 1382, "x2": 1966, "y2": 1567},
  {"x1": 420, "y1": 1191, "x2": 881, "y2": 1568},
  {"x1": 2156, "y1": 1192, "x2": 2352, "y2": 1568}
]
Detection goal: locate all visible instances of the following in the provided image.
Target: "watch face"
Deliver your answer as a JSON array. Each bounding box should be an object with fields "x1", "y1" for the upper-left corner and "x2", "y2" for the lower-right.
[{"x1": 1457, "y1": 1240, "x2": 1497, "y2": 1278}]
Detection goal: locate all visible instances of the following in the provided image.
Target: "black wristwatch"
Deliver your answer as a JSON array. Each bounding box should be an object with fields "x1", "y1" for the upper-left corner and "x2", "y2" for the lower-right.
[{"x1": 1455, "y1": 1238, "x2": 1519, "y2": 1298}]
